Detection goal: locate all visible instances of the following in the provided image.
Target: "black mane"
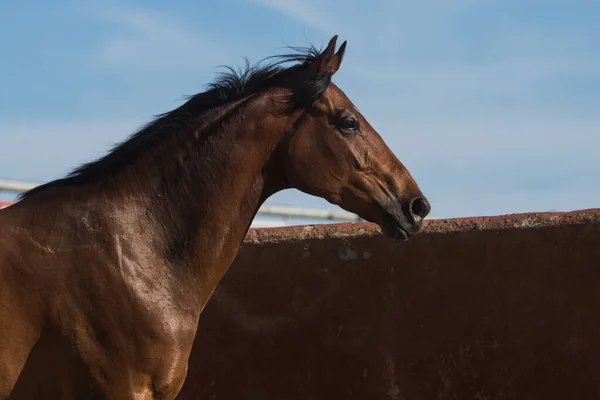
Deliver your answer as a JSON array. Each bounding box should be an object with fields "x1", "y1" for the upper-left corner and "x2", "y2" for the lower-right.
[{"x1": 19, "y1": 43, "x2": 332, "y2": 200}]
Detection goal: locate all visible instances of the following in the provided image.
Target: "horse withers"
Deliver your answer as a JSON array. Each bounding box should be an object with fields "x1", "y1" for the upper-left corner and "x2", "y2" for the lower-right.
[{"x1": 0, "y1": 36, "x2": 430, "y2": 399}]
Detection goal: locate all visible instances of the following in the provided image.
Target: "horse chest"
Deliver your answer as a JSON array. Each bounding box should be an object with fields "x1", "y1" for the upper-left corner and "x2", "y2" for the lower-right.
[
  {"x1": 116, "y1": 305, "x2": 197, "y2": 398},
  {"x1": 122, "y1": 277, "x2": 200, "y2": 352},
  {"x1": 77, "y1": 292, "x2": 197, "y2": 399},
  {"x1": 62, "y1": 260, "x2": 200, "y2": 376}
]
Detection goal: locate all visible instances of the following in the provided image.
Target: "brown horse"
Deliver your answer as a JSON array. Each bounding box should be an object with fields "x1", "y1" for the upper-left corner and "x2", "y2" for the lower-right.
[{"x1": 0, "y1": 36, "x2": 430, "y2": 399}]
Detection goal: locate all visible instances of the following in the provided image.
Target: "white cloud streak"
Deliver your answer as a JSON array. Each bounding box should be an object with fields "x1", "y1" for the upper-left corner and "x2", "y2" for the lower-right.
[
  {"x1": 247, "y1": 0, "x2": 332, "y2": 31},
  {"x1": 79, "y1": 5, "x2": 234, "y2": 73},
  {"x1": 0, "y1": 120, "x2": 143, "y2": 182}
]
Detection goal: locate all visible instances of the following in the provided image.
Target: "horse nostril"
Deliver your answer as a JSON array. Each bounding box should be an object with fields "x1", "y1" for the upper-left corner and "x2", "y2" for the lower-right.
[{"x1": 409, "y1": 196, "x2": 431, "y2": 220}]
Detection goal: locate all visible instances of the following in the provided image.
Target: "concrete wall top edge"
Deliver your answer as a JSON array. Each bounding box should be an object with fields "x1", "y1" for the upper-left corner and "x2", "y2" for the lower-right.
[{"x1": 244, "y1": 207, "x2": 600, "y2": 244}]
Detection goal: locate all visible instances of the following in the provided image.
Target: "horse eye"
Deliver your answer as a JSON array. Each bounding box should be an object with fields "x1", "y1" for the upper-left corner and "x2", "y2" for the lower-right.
[{"x1": 338, "y1": 116, "x2": 359, "y2": 132}]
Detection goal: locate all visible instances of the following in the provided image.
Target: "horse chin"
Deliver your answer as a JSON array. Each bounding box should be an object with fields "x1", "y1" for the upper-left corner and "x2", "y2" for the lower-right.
[
  {"x1": 380, "y1": 221, "x2": 409, "y2": 241},
  {"x1": 379, "y1": 212, "x2": 414, "y2": 241},
  {"x1": 348, "y1": 208, "x2": 412, "y2": 241},
  {"x1": 382, "y1": 222, "x2": 409, "y2": 241}
]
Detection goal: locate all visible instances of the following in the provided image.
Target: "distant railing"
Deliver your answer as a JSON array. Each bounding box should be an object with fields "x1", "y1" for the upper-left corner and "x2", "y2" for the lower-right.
[
  {"x1": 0, "y1": 179, "x2": 36, "y2": 193},
  {"x1": 0, "y1": 178, "x2": 361, "y2": 225}
]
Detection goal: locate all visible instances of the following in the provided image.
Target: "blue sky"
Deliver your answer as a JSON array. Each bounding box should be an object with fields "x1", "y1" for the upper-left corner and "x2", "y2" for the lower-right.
[{"x1": 1, "y1": 0, "x2": 599, "y2": 219}]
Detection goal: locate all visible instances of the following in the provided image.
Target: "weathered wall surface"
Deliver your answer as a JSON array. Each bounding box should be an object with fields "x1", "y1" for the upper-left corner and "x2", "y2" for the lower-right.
[{"x1": 177, "y1": 209, "x2": 600, "y2": 399}]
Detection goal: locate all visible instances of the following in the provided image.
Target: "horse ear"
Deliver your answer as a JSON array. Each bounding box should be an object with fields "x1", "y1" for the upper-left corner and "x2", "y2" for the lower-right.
[{"x1": 307, "y1": 35, "x2": 347, "y2": 76}]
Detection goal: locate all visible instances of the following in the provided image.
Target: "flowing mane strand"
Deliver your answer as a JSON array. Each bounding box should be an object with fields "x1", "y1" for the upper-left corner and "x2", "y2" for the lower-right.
[{"x1": 18, "y1": 43, "x2": 333, "y2": 200}]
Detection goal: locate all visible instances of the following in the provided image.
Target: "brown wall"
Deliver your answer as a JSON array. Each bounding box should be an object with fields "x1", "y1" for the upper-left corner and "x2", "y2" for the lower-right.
[{"x1": 177, "y1": 209, "x2": 600, "y2": 399}]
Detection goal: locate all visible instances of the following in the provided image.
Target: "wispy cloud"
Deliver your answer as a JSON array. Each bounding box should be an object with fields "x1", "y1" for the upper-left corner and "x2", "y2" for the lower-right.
[
  {"x1": 247, "y1": 0, "x2": 331, "y2": 31},
  {"x1": 345, "y1": 58, "x2": 600, "y2": 113},
  {"x1": 245, "y1": 0, "x2": 494, "y2": 50},
  {"x1": 79, "y1": 4, "x2": 233, "y2": 73},
  {"x1": 0, "y1": 119, "x2": 142, "y2": 182}
]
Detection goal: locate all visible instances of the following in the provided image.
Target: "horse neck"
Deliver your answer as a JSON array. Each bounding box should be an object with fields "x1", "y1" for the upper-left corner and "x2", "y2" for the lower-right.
[{"x1": 124, "y1": 95, "x2": 291, "y2": 303}]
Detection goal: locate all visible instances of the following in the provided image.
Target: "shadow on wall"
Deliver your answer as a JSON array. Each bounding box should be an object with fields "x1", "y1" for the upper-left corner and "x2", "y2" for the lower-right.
[{"x1": 178, "y1": 209, "x2": 600, "y2": 400}]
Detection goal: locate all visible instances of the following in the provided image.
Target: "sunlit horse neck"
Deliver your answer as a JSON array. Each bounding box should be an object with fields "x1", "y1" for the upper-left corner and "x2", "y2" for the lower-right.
[
  {"x1": 1, "y1": 36, "x2": 430, "y2": 399},
  {"x1": 18, "y1": 49, "x2": 333, "y2": 268}
]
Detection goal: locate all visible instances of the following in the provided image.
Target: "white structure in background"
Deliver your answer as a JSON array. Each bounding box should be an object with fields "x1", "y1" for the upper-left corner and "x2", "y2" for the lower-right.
[
  {"x1": 0, "y1": 178, "x2": 360, "y2": 228},
  {"x1": 248, "y1": 220, "x2": 290, "y2": 228}
]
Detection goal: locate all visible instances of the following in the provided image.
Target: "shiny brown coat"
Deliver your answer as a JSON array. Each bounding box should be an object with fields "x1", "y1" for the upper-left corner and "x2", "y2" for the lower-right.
[{"x1": 0, "y1": 36, "x2": 430, "y2": 399}]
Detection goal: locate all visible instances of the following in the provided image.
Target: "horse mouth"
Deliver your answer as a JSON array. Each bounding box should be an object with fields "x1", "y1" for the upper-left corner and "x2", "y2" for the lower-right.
[{"x1": 380, "y1": 212, "x2": 412, "y2": 241}]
